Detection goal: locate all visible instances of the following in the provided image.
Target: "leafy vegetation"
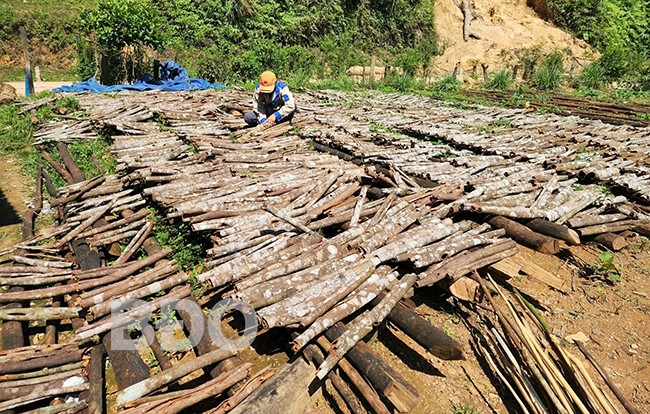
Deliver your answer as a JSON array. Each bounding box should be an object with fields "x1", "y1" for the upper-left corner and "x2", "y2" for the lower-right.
[
  {"x1": 485, "y1": 69, "x2": 514, "y2": 91},
  {"x1": 2, "y1": 0, "x2": 439, "y2": 85},
  {"x1": 592, "y1": 251, "x2": 621, "y2": 281},
  {"x1": 150, "y1": 208, "x2": 206, "y2": 272},
  {"x1": 450, "y1": 402, "x2": 477, "y2": 414},
  {"x1": 0, "y1": 96, "x2": 115, "y2": 193},
  {"x1": 546, "y1": 0, "x2": 650, "y2": 90},
  {"x1": 531, "y1": 50, "x2": 565, "y2": 91}
]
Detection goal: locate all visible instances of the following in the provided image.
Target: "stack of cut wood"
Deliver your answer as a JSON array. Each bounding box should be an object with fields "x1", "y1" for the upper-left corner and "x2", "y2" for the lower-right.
[{"x1": 2, "y1": 87, "x2": 646, "y2": 414}]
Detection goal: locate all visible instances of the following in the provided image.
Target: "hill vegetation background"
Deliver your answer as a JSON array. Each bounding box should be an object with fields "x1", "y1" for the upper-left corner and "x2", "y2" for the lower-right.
[{"x1": 0, "y1": 0, "x2": 649, "y2": 92}]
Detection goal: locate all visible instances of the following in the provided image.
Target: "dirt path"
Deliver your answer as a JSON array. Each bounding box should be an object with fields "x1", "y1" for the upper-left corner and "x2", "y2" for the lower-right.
[
  {"x1": 6, "y1": 81, "x2": 72, "y2": 97},
  {"x1": 0, "y1": 158, "x2": 31, "y2": 248}
]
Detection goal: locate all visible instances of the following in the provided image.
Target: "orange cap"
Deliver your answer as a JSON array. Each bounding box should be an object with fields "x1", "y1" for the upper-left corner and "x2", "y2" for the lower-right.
[{"x1": 259, "y1": 71, "x2": 277, "y2": 93}]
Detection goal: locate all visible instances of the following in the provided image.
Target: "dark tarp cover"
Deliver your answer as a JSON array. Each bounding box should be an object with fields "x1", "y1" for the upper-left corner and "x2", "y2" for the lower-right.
[{"x1": 52, "y1": 61, "x2": 224, "y2": 93}]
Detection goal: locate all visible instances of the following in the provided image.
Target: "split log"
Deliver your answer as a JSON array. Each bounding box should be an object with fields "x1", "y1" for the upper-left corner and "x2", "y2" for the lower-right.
[
  {"x1": 591, "y1": 233, "x2": 628, "y2": 251},
  {"x1": 526, "y1": 218, "x2": 580, "y2": 245},
  {"x1": 325, "y1": 322, "x2": 419, "y2": 413},
  {"x1": 489, "y1": 216, "x2": 560, "y2": 254},
  {"x1": 489, "y1": 254, "x2": 570, "y2": 293},
  {"x1": 226, "y1": 357, "x2": 315, "y2": 414},
  {"x1": 574, "y1": 340, "x2": 640, "y2": 414}
]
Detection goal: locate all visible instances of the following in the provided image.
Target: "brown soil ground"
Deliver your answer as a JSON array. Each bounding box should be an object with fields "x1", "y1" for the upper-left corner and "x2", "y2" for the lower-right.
[
  {"x1": 431, "y1": 0, "x2": 598, "y2": 82},
  {"x1": 5, "y1": 81, "x2": 73, "y2": 97},
  {"x1": 311, "y1": 238, "x2": 650, "y2": 413},
  {"x1": 0, "y1": 158, "x2": 31, "y2": 249}
]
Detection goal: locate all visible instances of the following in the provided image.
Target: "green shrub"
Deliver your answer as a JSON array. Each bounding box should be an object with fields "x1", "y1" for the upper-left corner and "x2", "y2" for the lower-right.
[
  {"x1": 383, "y1": 73, "x2": 415, "y2": 92},
  {"x1": 485, "y1": 69, "x2": 514, "y2": 90},
  {"x1": 79, "y1": 0, "x2": 169, "y2": 84},
  {"x1": 531, "y1": 51, "x2": 565, "y2": 91},
  {"x1": 397, "y1": 49, "x2": 422, "y2": 77},
  {"x1": 575, "y1": 61, "x2": 606, "y2": 89},
  {"x1": 432, "y1": 76, "x2": 461, "y2": 92}
]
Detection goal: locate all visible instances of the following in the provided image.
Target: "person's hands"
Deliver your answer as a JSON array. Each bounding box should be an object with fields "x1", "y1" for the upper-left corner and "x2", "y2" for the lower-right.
[{"x1": 264, "y1": 116, "x2": 277, "y2": 127}]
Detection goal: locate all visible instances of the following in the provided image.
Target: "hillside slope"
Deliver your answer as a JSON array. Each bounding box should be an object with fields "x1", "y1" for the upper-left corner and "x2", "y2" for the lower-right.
[{"x1": 431, "y1": 0, "x2": 597, "y2": 82}]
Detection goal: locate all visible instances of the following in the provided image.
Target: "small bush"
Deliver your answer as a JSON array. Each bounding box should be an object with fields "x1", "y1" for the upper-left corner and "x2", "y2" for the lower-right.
[
  {"x1": 575, "y1": 61, "x2": 606, "y2": 89},
  {"x1": 485, "y1": 69, "x2": 514, "y2": 90},
  {"x1": 396, "y1": 48, "x2": 422, "y2": 77},
  {"x1": 432, "y1": 76, "x2": 461, "y2": 92},
  {"x1": 383, "y1": 73, "x2": 415, "y2": 92},
  {"x1": 531, "y1": 51, "x2": 565, "y2": 91}
]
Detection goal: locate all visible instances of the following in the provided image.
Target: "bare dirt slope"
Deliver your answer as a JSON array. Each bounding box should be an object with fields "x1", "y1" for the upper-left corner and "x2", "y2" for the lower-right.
[{"x1": 431, "y1": 0, "x2": 598, "y2": 81}]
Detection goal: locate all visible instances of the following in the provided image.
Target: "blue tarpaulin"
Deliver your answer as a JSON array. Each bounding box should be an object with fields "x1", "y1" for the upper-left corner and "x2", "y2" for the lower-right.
[{"x1": 52, "y1": 60, "x2": 224, "y2": 93}]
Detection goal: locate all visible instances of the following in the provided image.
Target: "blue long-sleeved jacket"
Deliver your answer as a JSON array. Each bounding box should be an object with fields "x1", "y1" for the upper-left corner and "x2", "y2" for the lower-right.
[{"x1": 252, "y1": 81, "x2": 296, "y2": 124}]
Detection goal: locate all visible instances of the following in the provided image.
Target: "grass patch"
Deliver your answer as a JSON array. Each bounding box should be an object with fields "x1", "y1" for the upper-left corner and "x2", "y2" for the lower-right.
[
  {"x1": 313, "y1": 75, "x2": 359, "y2": 92},
  {"x1": 150, "y1": 208, "x2": 206, "y2": 273},
  {"x1": 0, "y1": 104, "x2": 36, "y2": 157},
  {"x1": 485, "y1": 69, "x2": 514, "y2": 90},
  {"x1": 1, "y1": 98, "x2": 115, "y2": 193},
  {"x1": 431, "y1": 75, "x2": 461, "y2": 92},
  {"x1": 450, "y1": 403, "x2": 477, "y2": 414}
]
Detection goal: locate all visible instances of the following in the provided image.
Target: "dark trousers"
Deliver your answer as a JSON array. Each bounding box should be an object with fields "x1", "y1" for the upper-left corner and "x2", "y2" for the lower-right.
[{"x1": 244, "y1": 111, "x2": 294, "y2": 127}]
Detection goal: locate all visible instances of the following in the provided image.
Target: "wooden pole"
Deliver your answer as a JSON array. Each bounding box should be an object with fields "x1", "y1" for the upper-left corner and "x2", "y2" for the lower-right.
[
  {"x1": 19, "y1": 26, "x2": 35, "y2": 96},
  {"x1": 489, "y1": 216, "x2": 560, "y2": 254},
  {"x1": 325, "y1": 322, "x2": 419, "y2": 413}
]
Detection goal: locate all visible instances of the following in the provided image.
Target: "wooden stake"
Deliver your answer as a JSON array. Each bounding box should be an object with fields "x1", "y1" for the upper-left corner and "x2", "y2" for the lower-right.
[{"x1": 19, "y1": 26, "x2": 34, "y2": 96}]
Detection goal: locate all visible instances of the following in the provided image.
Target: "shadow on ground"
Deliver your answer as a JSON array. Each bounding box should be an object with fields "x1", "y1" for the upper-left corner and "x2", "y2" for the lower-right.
[{"x1": 0, "y1": 188, "x2": 21, "y2": 226}]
